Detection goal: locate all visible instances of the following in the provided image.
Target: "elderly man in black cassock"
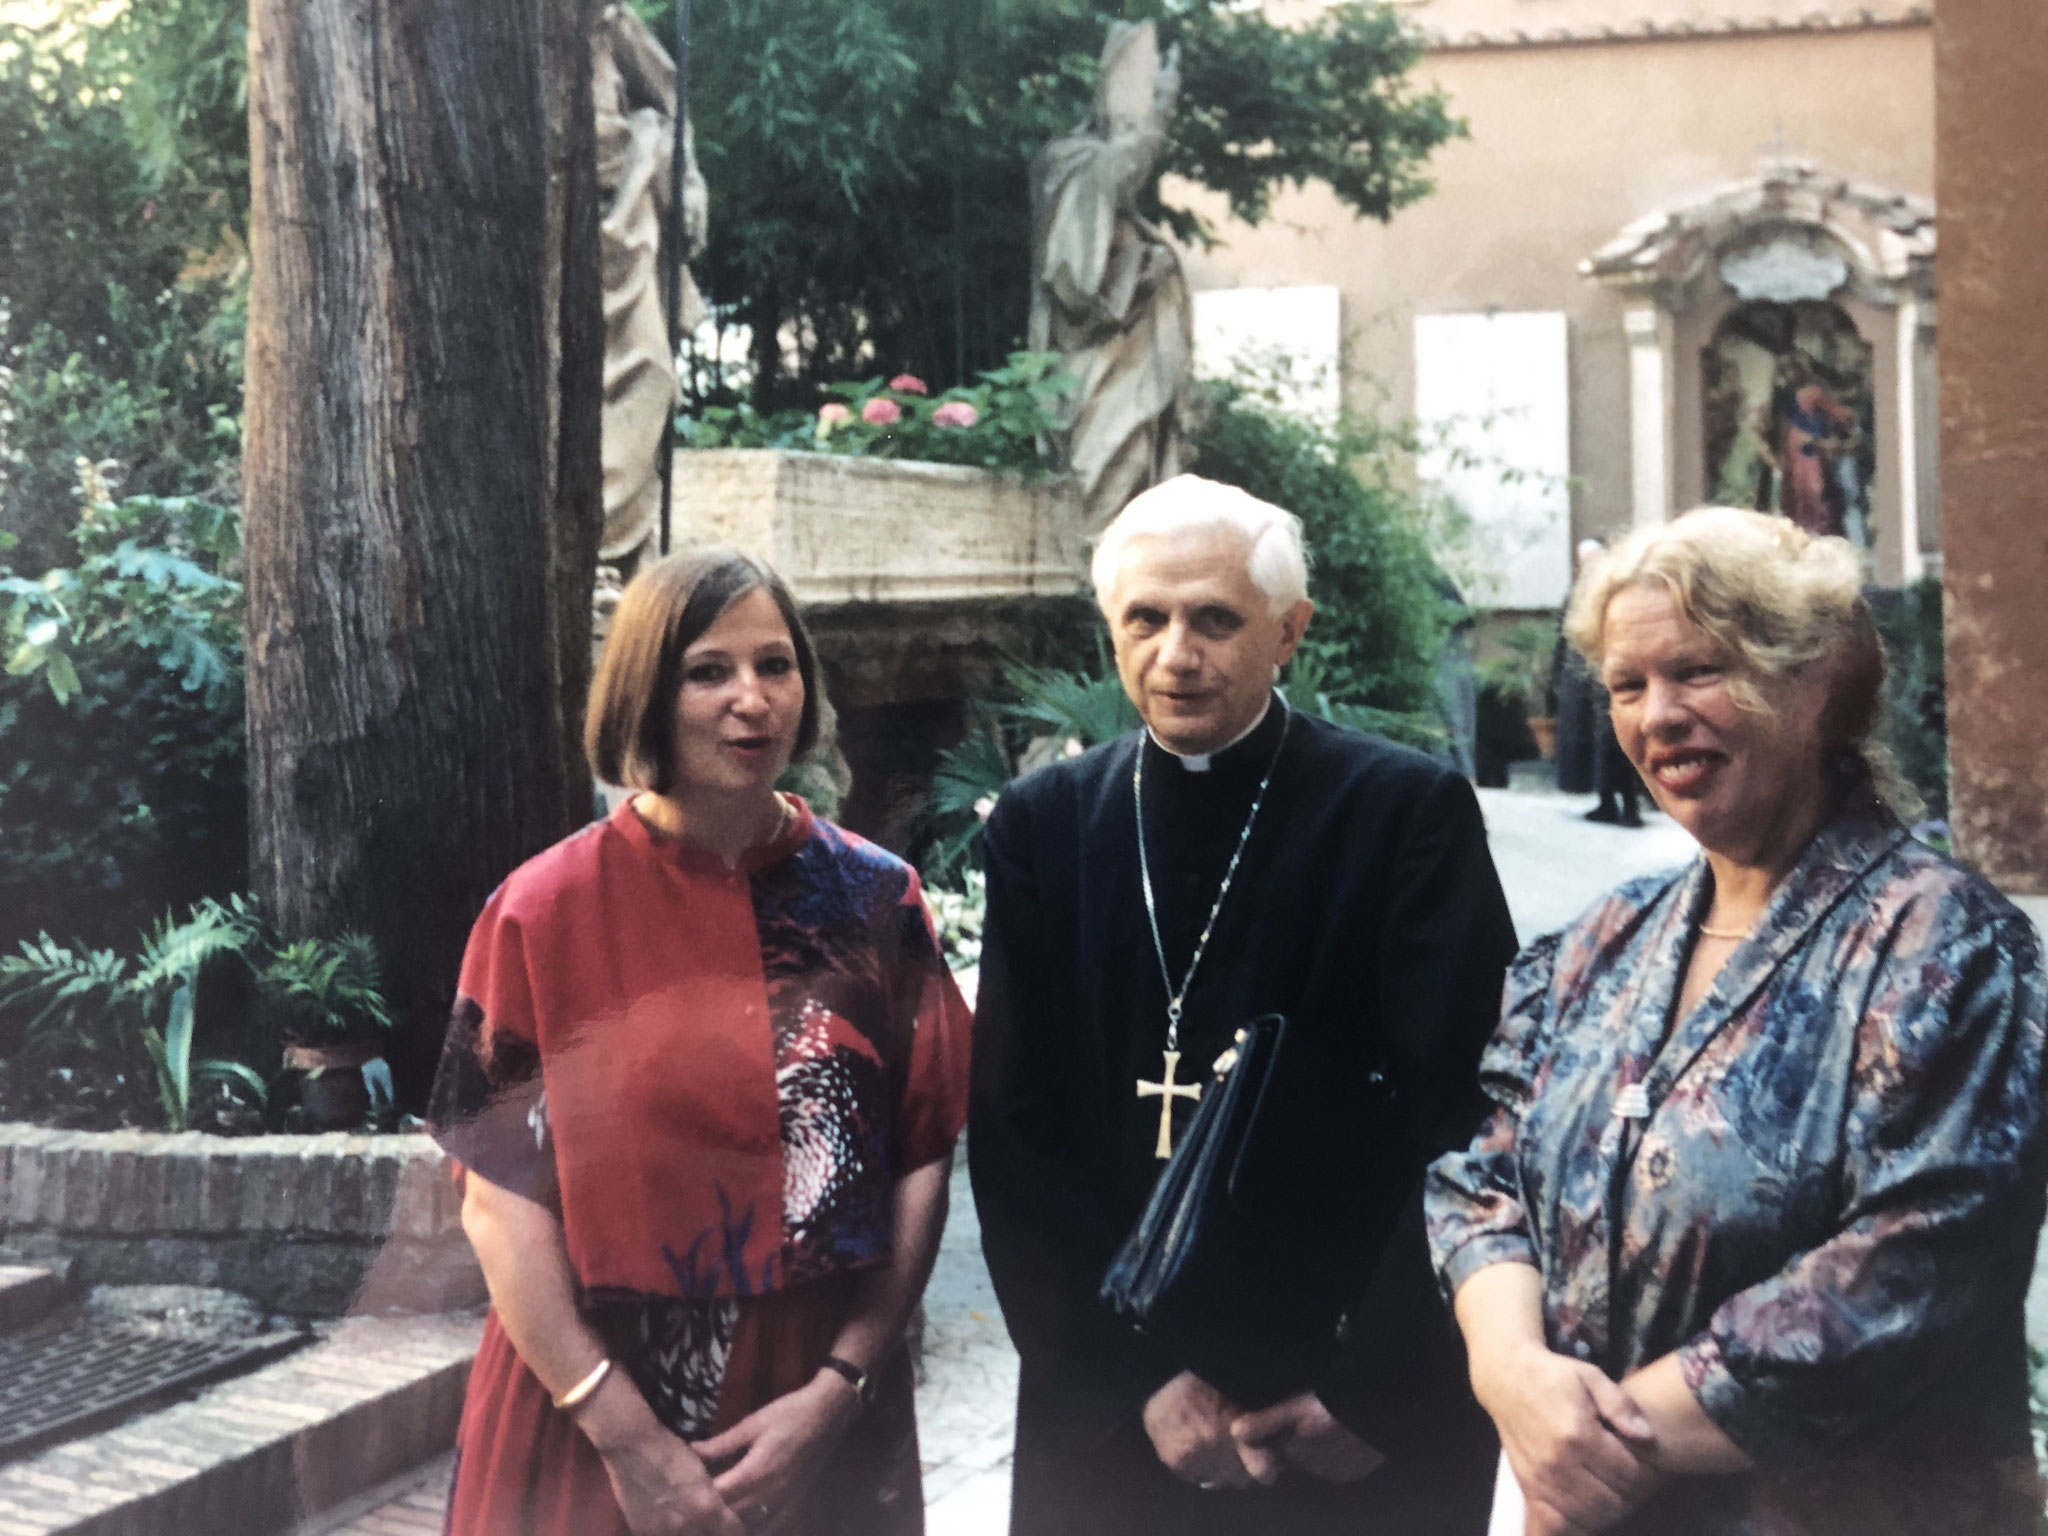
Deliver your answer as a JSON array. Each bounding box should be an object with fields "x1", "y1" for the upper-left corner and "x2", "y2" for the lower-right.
[{"x1": 970, "y1": 474, "x2": 1518, "y2": 1534}]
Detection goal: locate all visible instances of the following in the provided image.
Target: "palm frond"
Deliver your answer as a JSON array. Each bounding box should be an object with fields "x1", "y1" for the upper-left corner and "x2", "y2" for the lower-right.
[
  {"x1": 928, "y1": 718, "x2": 1012, "y2": 818},
  {"x1": 0, "y1": 936, "x2": 132, "y2": 1050},
  {"x1": 258, "y1": 931, "x2": 392, "y2": 1036},
  {"x1": 1000, "y1": 660, "x2": 1137, "y2": 747},
  {"x1": 134, "y1": 894, "x2": 259, "y2": 991}
]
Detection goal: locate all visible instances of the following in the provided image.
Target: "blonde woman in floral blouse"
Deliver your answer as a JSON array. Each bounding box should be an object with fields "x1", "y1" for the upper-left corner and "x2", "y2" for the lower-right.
[{"x1": 1428, "y1": 508, "x2": 2048, "y2": 1536}]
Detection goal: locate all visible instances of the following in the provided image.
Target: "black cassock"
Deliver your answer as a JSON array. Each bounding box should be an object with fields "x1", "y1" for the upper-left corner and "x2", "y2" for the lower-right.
[{"x1": 970, "y1": 699, "x2": 1518, "y2": 1535}]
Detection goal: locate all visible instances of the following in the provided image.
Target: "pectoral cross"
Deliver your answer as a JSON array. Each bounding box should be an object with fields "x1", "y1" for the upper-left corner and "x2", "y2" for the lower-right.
[{"x1": 1137, "y1": 1049, "x2": 1202, "y2": 1159}]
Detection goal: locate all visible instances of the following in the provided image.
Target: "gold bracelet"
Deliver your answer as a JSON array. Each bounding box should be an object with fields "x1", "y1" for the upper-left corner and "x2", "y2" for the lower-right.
[{"x1": 553, "y1": 1357, "x2": 613, "y2": 1413}]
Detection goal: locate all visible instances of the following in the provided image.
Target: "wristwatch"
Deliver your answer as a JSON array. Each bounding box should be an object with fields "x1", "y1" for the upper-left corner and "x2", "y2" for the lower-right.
[{"x1": 819, "y1": 1353, "x2": 875, "y2": 1406}]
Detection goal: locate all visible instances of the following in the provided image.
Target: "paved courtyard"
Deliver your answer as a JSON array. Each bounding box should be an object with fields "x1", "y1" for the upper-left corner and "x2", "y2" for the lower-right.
[{"x1": 336, "y1": 787, "x2": 2048, "y2": 1535}]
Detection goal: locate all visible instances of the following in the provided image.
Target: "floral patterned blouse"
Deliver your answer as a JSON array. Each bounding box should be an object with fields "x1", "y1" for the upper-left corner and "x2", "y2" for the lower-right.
[{"x1": 1427, "y1": 806, "x2": 2048, "y2": 1535}]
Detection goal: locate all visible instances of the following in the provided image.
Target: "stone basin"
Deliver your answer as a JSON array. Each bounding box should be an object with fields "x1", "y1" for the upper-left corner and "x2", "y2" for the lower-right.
[
  {"x1": 671, "y1": 449, "x2": 1096, "y2": 848},
  {"x1": 670, "y1": 449, "x2": 1086, "y2": 605}
]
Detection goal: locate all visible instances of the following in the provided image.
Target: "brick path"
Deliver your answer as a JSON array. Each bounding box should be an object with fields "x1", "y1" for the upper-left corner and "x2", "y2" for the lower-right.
[{"x1": 297, "y1": 1453, "x2": 451, "y2": 1536}]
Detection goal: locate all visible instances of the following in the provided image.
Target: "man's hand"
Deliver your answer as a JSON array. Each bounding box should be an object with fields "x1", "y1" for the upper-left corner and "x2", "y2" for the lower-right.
[
  {"x1": 1142, "y1": 1371, "x2": 1254, "y2": 1489},
  {"x1": 1229, "y1": 1392, "x2": 1385, "y2": 1485}
]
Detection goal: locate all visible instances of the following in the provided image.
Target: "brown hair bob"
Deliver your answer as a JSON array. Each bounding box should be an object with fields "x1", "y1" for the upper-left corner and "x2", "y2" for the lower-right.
[{"x1": 585, "y1": 548, "x2": 820, "y2": 793}]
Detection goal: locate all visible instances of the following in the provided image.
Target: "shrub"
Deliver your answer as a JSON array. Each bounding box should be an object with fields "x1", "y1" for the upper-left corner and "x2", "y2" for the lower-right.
[
  {"x1": 1188, "y1": 378, "x2": 1453, "y2": 725},
  {"x1": 0, "y1": 893, "x2": 390, "y2": 1133},
  {"x1": 0, "y1": 485, "x2": 246, "y2": 954},
  {"x1": 0, "y1": 23, "x2": 247, "y2": 573},
  {"x1": 1868, "y1": 576, "x2": 1946, "y2": 821}
]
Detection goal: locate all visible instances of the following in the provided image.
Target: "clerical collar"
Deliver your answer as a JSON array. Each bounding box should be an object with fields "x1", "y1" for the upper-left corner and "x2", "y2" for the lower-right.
[{"x1": 1146, "y1": 695, "x2": 1279, "y2": 774}]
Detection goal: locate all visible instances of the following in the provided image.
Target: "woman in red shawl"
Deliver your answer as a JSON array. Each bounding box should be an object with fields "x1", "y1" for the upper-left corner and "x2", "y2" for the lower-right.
[{"x1": 428, "y1": 549, "x2": 971, "y2": 1535}]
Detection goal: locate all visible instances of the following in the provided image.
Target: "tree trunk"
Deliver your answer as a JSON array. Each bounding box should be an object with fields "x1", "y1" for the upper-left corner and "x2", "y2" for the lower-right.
[{"x1": 244, "y1": 0, "x2": 604, "y2": 1103}]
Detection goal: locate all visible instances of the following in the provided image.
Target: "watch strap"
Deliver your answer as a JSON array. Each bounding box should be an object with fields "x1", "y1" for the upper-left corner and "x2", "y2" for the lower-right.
[{"x1": 819, "y1": 1353, "x2": 874, "y2": 1405}]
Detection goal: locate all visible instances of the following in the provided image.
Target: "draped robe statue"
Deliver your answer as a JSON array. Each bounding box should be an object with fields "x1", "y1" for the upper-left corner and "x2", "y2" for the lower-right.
[
  {"x1": 593, "y1": 4, "x2": 708, "y2": 579},
  {"x1": 1028, "y1": 22, "x2": 1194, "y2": 532}
]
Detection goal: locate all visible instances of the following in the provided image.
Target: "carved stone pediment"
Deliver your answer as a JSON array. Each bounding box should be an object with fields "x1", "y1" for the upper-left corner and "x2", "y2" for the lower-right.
[{"x1": 1579, "y1": 159, "x2": 1934, "y2": 310}]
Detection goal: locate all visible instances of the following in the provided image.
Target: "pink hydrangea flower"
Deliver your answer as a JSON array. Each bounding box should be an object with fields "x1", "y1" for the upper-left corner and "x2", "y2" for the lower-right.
[
  {"x1": 888, "y1": 374, "x2": 928, "y2": 395},
  {"x1": 932, "y1": 401, "x2": 980, "y2": 429},
  {"x1": 816, "y1": 401, "x2": 851, "y2": 436},
  {"x1": 862, "y1": 397, "x2": 902, "y2": 426}
]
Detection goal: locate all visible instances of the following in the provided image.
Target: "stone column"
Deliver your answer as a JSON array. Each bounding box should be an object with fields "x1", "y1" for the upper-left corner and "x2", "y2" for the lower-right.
[
  {"x1": 1884, "y1": 299, "x2": 1933, "y2": 581},
  {"x1": 1892, "y1": 299, "x2": 1928, "y2": 584},
  {"x1": 1623, "y1": 302, "x2": 1675, "y2": 528},
  {"x1": 1936, "y1": 0, "x2": 2048, "y2": 895}
]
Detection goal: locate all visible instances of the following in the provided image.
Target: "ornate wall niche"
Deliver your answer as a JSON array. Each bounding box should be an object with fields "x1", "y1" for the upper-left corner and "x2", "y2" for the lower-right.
[{"x1": 1581, "y1": 160, "x2": 1936, "y2": 581}]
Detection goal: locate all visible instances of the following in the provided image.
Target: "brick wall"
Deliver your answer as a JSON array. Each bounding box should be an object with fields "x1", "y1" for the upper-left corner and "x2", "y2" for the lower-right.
[{"x1": 0, "y1": 1126, "x2": 483, "y2": 1317}]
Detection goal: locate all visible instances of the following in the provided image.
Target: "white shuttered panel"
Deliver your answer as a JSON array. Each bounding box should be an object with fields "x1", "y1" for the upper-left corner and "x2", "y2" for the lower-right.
[{"x1": 1414, "y1": 311, "x2": 1572, "y2": 609}]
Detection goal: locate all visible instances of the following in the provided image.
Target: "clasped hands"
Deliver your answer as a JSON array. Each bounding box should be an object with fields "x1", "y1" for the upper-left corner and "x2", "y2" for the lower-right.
[
  {"x1": 1475, "y1": 1343, "x2": 1663, "y2": 1536},
  {"x1": 1142, "y1": 1370, "x2": 1385, "y2": 1491},
  {"x1": 584, "y1": 1368, "x2": 862, "y2": 1535}
]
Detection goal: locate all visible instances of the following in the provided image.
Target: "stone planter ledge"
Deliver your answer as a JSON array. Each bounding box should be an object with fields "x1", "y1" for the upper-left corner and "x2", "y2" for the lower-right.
[{"x1": 0, "y1": 1124, "x2": 481, "y2": 1317}]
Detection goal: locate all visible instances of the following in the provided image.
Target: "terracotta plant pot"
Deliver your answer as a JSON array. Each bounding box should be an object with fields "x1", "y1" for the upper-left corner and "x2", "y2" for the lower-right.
[
  {"x1": 1527, "y1": 715, "x2": 1558, "y2": 761},
  {"x1": 284, "y1": 1042, "x2": 385, "y2": 1130}
]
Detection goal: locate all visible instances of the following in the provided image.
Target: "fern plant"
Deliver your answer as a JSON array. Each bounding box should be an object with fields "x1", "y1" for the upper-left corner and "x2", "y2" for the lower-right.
[
  {"x1": 920, "y1": 650, "x2": 1448, "y2": 885},
  {"x1": 1282, "y1": 653, "x2": 1445, "y2": 751},
  {"x1": 0, "y1": 894, "x2": 391, "y2": 1132},
  {"x1": 258, "y1": 933, "x2": 392, "y2": 1045},
  {"x1": 0, "y1": 896, "x2": 266, "y2": 1131},
  {"x1": 999, "y1": 658, "x2": 1139, "y2": 747}
]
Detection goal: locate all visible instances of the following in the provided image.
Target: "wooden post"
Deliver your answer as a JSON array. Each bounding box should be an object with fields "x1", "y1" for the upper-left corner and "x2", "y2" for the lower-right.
[{"x1": 243, "y1": 0, "x2": 604, "y2": 1100}]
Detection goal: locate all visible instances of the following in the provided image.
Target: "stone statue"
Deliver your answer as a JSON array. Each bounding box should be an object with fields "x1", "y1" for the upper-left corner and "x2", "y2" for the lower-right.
[
  {"x1": 1029, "y1": 21, "x2": 1194, "y2": 533},
  {"x1": 593, "y1": 3, "x2": 708, "y2": 580}
]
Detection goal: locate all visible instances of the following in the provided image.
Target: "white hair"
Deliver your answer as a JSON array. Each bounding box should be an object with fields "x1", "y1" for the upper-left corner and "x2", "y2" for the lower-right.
[{"x1": 1090, "y1": 475, "x2": 1310, "y2": 618}]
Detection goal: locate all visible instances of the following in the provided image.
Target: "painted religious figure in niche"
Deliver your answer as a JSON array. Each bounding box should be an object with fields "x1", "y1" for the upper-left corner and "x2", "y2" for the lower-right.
[{"x1": 1702, "y1": 301, "x2": 1875, "y2": 545}]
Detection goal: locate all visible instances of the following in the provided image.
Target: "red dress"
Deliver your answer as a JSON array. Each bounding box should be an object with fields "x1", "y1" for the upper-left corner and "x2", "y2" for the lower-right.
[{"x1": 427, "y1": 798, "x2": 971, "y2": 1535}]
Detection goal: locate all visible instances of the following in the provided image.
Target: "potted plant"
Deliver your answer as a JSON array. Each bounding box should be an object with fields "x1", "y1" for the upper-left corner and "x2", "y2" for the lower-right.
[{"x1": 260, "y1": 934, "x2": 394, "y2": 1129}]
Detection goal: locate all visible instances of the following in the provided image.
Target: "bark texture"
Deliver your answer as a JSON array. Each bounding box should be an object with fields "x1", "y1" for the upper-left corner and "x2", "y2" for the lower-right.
[{"x1": 244, "y1": 0, "x2": 605, "y2": 1099}]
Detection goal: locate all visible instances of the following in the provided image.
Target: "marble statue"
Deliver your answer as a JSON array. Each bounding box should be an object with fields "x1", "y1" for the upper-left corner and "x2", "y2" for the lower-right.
[
  {"x1": 1028, "y1": 21, "x2": 1194, "y2": 532},
  {"x1": 593, "y1": 3, "x2": 708, "y2": 578}
]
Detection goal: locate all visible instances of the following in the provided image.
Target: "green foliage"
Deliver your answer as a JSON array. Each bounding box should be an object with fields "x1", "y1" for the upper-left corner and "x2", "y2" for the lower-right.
[
  {"x1": 2031, "y1": 1346, "x2": 2048, "y2": 1500},
  {"x1": 1869, "y1": 576, "x2": 1947, "y2": 821},
  {"x1": 1280, "y1": 652, "x2": 1444, "y2": 751},
  {"x1": 258, "y1": 933, "x2": 393, "y2": 1046},
  {"x1": 1188, "y1": 377, "x2": 1453, "y2": 726},
  {"x1": 920, "y1": 651, "x2": 1439, "y2": 882},
  {"x1": 1162, "y1": 2, "x2": 1458, "y2": 237},
  {"x1": 0, "y1": 10, "x2": 247, "y2": 572},
  {"x1": 0, "y1": 893, "x2": 391, "y2": 1132},
  {"x1": 923, "y1": 868, "x2": 985, "y2": 972},
  {"x1": 631, "y1": 0, "x2": 1459, "y2": 407},
  {"x1": 1000, "y1": 656, "x2": 1140, "y2": 746},
  {"x1": 1475, "y1": 619, "x2": 1553, "y2": 715},
  {"x1": 0, "y1": 895, "x2": 266, "y2": 1131},
  {"x1": 921, "y1": 655, "x2": 1128, "y2": 884},
  {"x1": 0, "y1": 486, "x2": 246, "y2": 955},
  {"x1": 681, "y1": 353, "x2": 1071, "y2": 473}
]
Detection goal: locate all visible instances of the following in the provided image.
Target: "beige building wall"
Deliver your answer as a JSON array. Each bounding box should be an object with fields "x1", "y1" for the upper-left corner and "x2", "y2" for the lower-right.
[{"x1": 1171, "y1": 15, "x2": 1934, "y2": 578}]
